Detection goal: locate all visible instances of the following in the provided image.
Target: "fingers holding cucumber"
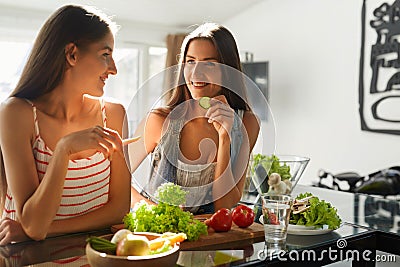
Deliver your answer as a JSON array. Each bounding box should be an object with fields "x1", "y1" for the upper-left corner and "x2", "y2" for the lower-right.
[
  {"x1": 198, "y1": 96, "x2": 234, "y2": 135},
  {"x1": 199, "y1": 96, "x2": 211, "y2": 109}
]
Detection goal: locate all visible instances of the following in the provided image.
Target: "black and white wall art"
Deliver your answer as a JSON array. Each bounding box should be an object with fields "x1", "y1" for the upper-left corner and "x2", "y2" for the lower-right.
[{"x1": 359, "y1": 0, "x2": 400, "y2": 135}]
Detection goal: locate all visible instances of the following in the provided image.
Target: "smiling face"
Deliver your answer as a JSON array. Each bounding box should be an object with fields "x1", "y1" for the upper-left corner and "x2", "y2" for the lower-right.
[
  {"x1": 71, "y1": 31, "x2": 117, "y2": 97},
  {"x1": 183, "y1": 39, "x2": 222, "y2": 99}
]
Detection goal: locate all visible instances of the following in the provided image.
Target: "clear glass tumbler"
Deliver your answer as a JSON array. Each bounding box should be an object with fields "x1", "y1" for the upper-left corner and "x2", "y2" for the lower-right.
[{"x1": 261, "y1": 194, "x2": 293, "y2": 244}]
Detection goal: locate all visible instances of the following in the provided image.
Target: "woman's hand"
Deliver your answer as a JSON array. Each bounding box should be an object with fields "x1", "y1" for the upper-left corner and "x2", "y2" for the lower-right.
[
  {"x1": 205, "y1": 95, "x2": 234, "y2": 138},
  {"x1": 0, "y1": 218, "x2": 30, "y2": 245},
  {"x1": 57, "y1": 126, "x2": 123, "y2": 160}
]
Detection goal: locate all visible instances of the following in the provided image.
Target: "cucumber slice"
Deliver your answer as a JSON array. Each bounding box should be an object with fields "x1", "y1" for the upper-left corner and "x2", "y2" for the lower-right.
[{"x1": 199, "y1": 97, "x2": 211, "y2": 109}]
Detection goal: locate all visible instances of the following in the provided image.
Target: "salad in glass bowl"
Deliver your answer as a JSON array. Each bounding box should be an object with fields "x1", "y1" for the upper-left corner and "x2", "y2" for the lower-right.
[{"x1": 250, "y1": 154, "x2": 310, "y2": 195}]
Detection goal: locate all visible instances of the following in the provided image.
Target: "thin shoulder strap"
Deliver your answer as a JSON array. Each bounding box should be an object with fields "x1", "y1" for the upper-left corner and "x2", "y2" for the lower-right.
[
  {"x1": 100, "y1": 98, "x2": 107, "y2": 127},
  {"x1": 232, "y1": 109, "x2": 244, "y2": 131},
  {"x1": 237, "y1": 109, "x2": 244, "y2": 119},
  {"x1": 24, "y1": 99, "x2": 40, "y2": 138}
]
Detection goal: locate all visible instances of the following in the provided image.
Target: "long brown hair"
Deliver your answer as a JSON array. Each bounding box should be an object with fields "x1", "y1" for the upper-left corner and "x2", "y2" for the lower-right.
[
  {"x1": 1, "y1": 4, "x2": 117, "y2": 213},
  {"x1": 161, "y1": 22, "x2": 248, "y2": 114},
  {"x1": 11, "y1": 5, "x2": 117, "y2": 99}
]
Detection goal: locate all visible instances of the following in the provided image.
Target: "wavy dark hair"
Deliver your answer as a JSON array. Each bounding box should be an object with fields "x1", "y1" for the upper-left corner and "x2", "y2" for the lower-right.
[
  {"x1": 1, "y1": 4, "x2": 117, "y2": 214},
  {"x1": 160, "y1": 23, "x2": 248, "y2": 115}
]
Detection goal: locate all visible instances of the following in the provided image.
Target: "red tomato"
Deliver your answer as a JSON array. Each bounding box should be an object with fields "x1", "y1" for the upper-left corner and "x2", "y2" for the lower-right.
[
  {"x1": 232, "y1": 204, "x2": 255, "y2": 228},
  {"x1": 205, "y1": 208, "x2": 232, "y2": 232},
  {"x1": 267, "y1": 211, "x2": 279, "y2": 225}
]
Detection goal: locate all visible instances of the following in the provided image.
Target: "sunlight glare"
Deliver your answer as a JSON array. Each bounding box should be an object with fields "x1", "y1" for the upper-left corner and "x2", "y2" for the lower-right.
[{"x1": 1, "y1": 41, "x2": 31, "y2": 82}]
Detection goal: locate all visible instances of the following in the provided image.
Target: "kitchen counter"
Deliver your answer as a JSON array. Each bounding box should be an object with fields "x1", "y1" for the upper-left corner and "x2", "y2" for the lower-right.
[{"x1": 0, "y1": 185, "x2": 398, "y2": 266}]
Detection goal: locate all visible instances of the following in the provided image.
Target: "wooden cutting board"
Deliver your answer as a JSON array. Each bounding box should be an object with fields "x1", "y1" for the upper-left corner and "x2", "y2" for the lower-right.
[
  {"x1": 180, "y1": 222, "x2": 265, "y2": 251},
  {"x1": 111, "y1": 215, "x2": 265, "y2": 251}
]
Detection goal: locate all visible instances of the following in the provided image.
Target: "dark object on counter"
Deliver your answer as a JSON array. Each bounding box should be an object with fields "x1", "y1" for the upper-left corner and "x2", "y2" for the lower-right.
[
  {"x1": 315, "y1": 166, "x2": 400, "y2": 196},
  {"x1": 253, "y1": 164, "x2": 269, "y2": 194},
  {"x1": 355, "y1": 168, "x2": 400, "y2": 196}
]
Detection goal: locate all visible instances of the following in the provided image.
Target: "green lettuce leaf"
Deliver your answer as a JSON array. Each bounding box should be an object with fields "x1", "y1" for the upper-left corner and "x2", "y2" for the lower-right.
[
  {"x1": 289, "y1": 193, "x2": 342, "y2": 230},
  {"x1": 251, "y1": 154, "x2": 291, "y2": 180},
  {"x1": 123, "y1": 183, "x2": 207, "y2": 241}
]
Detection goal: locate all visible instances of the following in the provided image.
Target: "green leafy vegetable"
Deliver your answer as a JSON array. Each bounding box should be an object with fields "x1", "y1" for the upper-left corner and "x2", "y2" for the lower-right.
[
  {"x1": 156, "y1": 182, "x2": 187, "y2": 206},
  {"x1": 290, "y1": 193, "x2": 342, "y2": 230},
  {"x1": 87, "y1": 236, "x2": 116, "y2": 254},
  {"x1": 123, "y1": 183, "x2": 207, "y2": 241},
  {"x1": 251, "y1": 154, "x2": 291, "y2": 180}
]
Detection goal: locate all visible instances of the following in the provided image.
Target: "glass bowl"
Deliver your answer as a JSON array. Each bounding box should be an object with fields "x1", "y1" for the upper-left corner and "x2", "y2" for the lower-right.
[{"x1": 250, "y1": 154, "x2": 310, "y2": 196}]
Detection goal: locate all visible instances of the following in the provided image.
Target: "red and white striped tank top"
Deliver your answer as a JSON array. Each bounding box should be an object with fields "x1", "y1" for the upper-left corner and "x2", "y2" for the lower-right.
[{"x1": 2, "y1": 99, "x2": 111, "y2": 220}]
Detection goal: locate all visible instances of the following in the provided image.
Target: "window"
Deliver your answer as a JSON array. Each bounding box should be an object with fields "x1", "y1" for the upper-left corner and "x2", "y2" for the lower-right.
[
  {"x1": 104, "y1": 47, "x2": 140, "y2": 108},
  {"x1": 0, "y1": 42, "x2": 167, "y2": 114},
  {"x1": 148, "y1": 46, "x2": 167, "y2": 78},
  {"x1": 126, "y1": 47, "x2": 168, "y2": 185},
  {"x1": 0, "y1": 41, "x2": 31, "y2": 102}
]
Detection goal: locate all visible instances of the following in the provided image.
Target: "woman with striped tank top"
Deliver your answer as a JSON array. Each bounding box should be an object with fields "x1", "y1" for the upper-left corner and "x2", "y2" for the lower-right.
[{"x1": 0, "y1": 5, "x2": 130, "y2": 245}]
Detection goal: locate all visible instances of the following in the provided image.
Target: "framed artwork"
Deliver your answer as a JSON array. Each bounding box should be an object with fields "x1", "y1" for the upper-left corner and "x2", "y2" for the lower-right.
[{"x1": 359, "y1": 0, "x2": 400, "y2": 134}]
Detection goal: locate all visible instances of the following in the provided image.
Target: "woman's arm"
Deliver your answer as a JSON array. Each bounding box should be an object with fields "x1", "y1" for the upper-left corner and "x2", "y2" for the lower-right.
[
  {"x1": 0, "y1": 98, "x2": 68, "y2": 240},
  {"x1": 127, "y1": 111, "x2": 166, "y2": 204},
  {"x1": 211, "y1": 106, "x2": 260, "y2": 210}
]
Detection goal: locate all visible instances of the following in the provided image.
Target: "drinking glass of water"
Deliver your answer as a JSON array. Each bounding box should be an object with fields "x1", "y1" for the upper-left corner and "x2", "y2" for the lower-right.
[{"x1": 261, "y1": 194, "x2": 293, "y2": 244}]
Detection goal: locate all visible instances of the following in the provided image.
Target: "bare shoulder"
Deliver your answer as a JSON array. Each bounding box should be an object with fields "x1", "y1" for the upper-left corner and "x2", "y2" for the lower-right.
[
  {"x1": 101, "y1": 99, "x2": 126, "y2": 131},
  {"x1": 0, "y1": 97, "x2": 35, "y2": 142},
  {"x1": 242, "y1": 110, "x2": 260, "y2": 147},
  {"x1": 242, "y1": 110, "x2": 260, "y2": 131},
  {"x1": 0, "y1": 97, "x2": 34, "y2": 126},
  {"x1": 147, "y1": 110, "x2": 167, "y2": 127},
  {"x1": 103, "y1": 99, "x2": 126, "y2": 118},
  {"x1": 1, "y1": 97, "x2": 30, "y2": 111}
]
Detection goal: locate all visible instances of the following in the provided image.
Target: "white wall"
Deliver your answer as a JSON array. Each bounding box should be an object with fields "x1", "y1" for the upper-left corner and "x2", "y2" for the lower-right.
[
  {"x1": 0, "y1": 4, "x2": 185, "y2": 46},
  {"x1": 225, "y1": 0, "x2": 400, "y2": 185}
]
